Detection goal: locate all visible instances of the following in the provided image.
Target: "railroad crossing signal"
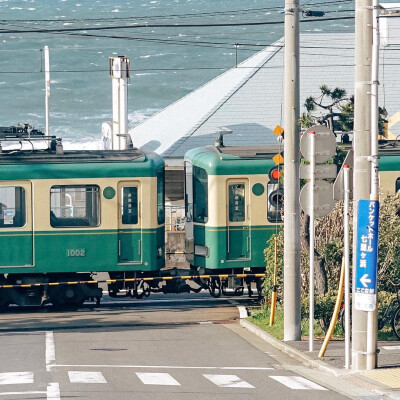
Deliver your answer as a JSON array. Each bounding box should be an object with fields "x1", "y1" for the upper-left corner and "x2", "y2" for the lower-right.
[
  {"x1": 273, "y1": 152, "x2": 284, "y2": 165},
  {"x1": 273, "y1": 125, "x2": 284, "y2": 136},
  {"x1": 267, "y1": 164, "x2": 283, "y2": 222}
]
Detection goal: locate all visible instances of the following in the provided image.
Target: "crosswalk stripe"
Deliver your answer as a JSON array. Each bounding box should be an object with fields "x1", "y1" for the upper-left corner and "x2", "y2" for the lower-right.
[
  {"x1": 68, "y1": 371, "x2": 107, "y2": 384},
  {"x1": 0, "y1": 372, "x2": 34, "y2": 385},
  {"x1": 136, "y1": 372, "x2": 181, "y2": 386},
  {"x1": 203, "y1": 374, "x2": 255, "y2": 388},
  {"x1": 47, "y1": 383, "x2": 60, "y2": 400},
  {"x1": 270, "y1": 376, "x2": 328, "y2": 390}
]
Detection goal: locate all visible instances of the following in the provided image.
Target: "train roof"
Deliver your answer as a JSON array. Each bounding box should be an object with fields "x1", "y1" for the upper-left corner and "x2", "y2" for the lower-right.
[
  {"x1": 184, "y1": 145, "x2": 277, "y2": 175},
  {"x1": 184, "y1": 141, "x2": 400, "y2": 175},
  {"x1": 0, "y1": 147, "x2": 164, "y2": 180}
]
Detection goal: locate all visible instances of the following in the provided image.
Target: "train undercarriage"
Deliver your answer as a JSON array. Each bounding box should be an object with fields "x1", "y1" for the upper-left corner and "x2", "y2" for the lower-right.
[{"x1": 0, "y1": 267, "x2": 264, "y2": 311}]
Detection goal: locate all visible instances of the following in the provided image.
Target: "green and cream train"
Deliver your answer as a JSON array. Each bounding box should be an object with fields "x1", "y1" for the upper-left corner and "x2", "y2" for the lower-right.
[
  {"x1": 1, "y1": 128, "x2": 400, "y2": 307},
  {"x1": 183, "y1": 142, "x2": 400, "y2": 297},
  {"x1": 0, "y1": 138, "x2": 165, "y2": 308}
]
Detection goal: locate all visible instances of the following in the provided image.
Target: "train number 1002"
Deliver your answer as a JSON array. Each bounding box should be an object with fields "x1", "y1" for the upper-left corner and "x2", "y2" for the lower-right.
[{"x1": 66, "y1": 249, "x2": 86, "y2": 257}]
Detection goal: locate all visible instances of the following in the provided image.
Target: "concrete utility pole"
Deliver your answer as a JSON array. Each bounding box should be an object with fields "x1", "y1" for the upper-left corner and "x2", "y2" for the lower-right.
[
  {"x1": 283, "y1": 0, "x2": 301, "y2": 341},
  {"x1": 352, "y1": 0, "x2": 373, "y2": 370}
]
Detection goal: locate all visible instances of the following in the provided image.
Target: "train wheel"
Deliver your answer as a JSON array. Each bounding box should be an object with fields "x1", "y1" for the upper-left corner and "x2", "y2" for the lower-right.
[
  {"x1": 256, "y1": 279, "x2": 263, "y2": 299},
  {"x1": 208, "y1": 278, "x2": 221, "y2": 298},
  {"x1": 50, "y1": 285, "x2": 85, "y2": 310},
  {"x1": 234, "y1": 287, "x2": 244, "y2": 296}
]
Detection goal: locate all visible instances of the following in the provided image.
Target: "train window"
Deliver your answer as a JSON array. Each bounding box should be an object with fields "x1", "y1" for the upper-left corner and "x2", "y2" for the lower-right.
[
  {"x1": 396, "y1": 178, "x2": 400, "y2": 193},
  {"x1": 193, "y1": 166, "x2": 208, "y2": 223},
  {"x1": 157, "y1": 171, "x2": 165, "y2": 224},
  {"x1": 0, "y1": 186, "x2": 26, "y2": 228},
  {"x1": 228, "y1": 184, "x2": 246, "y2": 222},
  {"x1": 121, "y1": 186, "x2": 138, "y2": 225},
  {"x1": 50, "y1": 185, "x2": 100, "y2": 227},
  {"x1": 184, "y1": 162, "x2": 193, "y2": 222}
]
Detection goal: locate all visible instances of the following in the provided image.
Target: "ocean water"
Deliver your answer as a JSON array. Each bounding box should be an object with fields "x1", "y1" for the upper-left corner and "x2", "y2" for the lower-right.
[{"x1": 0, "y1": 0, "x2": 362, "y2": 148}]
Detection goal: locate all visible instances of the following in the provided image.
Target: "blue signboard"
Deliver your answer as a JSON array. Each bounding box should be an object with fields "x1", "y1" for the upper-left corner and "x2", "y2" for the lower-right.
[{"x1": 355, "y1": 200, "x2": 379, "y2": 311}]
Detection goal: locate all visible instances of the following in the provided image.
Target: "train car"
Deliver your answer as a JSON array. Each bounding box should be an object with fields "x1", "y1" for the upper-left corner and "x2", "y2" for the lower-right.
[
  {"x1": 184, "y1": 140, "x2": 400, "y2": 297},
  {"x1": 0, "y1": 136, "x2": 165, "y2": 309},
  {"x1": 184, "y1": 143, "x2": 282, "y2": 297},
  {"x1": 378, "y1": 144, "x2": 400, "y2": 197}
]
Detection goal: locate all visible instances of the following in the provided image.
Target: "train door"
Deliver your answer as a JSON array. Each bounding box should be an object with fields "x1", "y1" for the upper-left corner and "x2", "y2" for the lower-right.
[
  {"x1": 0, "y1": 182, "x2": 33, "y2": 267},
  {"x1": 117, "y1": 182, "x2": 142, "y2": 264},
  {"x1": 226, "y1": 179, "x2": 250, "y2": 260},
  {"x1": 184, "y1": 162, "x2": 194, "y2": 262}
]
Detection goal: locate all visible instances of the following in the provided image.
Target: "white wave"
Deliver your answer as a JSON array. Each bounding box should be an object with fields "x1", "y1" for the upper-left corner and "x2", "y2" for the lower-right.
[
  {"x1": 128, "y1": 108, "x2": 159, "y2": 127},
  {"x1": 140, "y1": 55, "x2": 152, "y2": 59},
  {"x1": 62, "y1": 138, "x2": 102, "y2": 150},
  {"x1": 10, "y1": 7, "x2": 23, "y2": 10},
  {"x1": 134, "y1": 72, "x2": 156, "y2": 76},
  {"x1": 0, "y1": 82, "x2": 6, "y2": 85},
  {"x1": 28, "y1": 8, "x2": 36, "y2": 11},
  {"x1": 63, "y1": 22, "x2": 74, "y2": 26},
  {"x1": 17, "y1": 81, "x2": 39, "y2": 86},
  {"x1": 111, "y1": 8, "x2": 120, "y2": 12}
]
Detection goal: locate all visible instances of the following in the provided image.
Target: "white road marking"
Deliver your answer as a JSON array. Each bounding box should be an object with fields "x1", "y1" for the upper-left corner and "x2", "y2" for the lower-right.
[
  {"x1": 382, "y1": 345, "x2": 400, "y2": 350},
  {"x1": 0, "y1": 372, "x2": 34, "y2": 385},
  {"x1": 68, "y1": 371, "x2": 107, "y2": 384},
  {"x1": 50, "y1": 364, "x2": 273, "y2": 370},
  {"x1": 270, "y1": 376, "x2": 328, "y2": 390},
  {"x1": 136, "y1": 372, "x2": 180, "y2": 386},
  {"x1": 47, "y1": 383, "x2": 60, "y2": 400},
  {"x1": 0, "y1": 391, "x2": 45, "y2": 396},
  {"x1": 203, "y1": 374, "x2": 254, "y2": 388},
  {"x1": 46, "y1": 331, "x2": 56, "y2": 372}
]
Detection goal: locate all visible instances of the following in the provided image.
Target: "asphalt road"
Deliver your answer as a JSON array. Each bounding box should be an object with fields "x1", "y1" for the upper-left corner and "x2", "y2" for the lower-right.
[{"x1": 0, "y1": 293, "x2": 350, "y2": 399}]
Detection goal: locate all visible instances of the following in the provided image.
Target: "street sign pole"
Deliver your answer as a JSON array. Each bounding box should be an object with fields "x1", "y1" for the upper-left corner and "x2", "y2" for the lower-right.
[
  {"x1": 344, "y1": 165, "x2": 351, "y2": 369},
  {"x1": 309, "y1": 131, "x2": 315, "y2": 352}
]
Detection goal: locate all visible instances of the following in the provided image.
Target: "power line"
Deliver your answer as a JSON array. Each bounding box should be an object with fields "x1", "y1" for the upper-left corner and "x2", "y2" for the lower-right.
[{"x1": 0, "y1": 15, "x2": 355, "y2": 35}]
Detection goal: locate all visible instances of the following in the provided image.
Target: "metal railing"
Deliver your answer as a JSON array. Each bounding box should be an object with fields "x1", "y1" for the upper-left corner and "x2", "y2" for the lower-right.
[{"x1": 165, "y1": 205, "x2": 185, "y2": 231}]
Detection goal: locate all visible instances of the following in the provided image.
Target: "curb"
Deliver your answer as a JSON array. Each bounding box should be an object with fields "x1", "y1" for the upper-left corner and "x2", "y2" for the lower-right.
[{"x1": 239, "y1": 316, "x2": 346, "y2": 377}]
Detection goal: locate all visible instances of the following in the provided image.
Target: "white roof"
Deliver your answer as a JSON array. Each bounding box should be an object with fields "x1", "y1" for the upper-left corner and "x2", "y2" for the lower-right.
[
  {"x1": 130, "y1": 38, "x2": 285, "y2": 157},
  {"x1": 131, "y1": 24, "x2": 400, "y2": 159}
]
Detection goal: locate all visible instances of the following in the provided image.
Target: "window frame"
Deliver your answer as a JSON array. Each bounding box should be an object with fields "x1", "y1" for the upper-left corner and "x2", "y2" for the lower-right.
[
  {"x1": 50, "y1": 184, "x2": 101, "y2": 228},
  {"x1": 193, "y1": 166, "x2": 208, "y2": 224},
  {"x1": 120, "y1": 185, "x2": 139, "y2": 226},
  {"x1": 157, "y1": 170, "x2": 165, "y2": 225},
  {"x1": 0, "y1": 186, "x2": 27, "y2": 229}
]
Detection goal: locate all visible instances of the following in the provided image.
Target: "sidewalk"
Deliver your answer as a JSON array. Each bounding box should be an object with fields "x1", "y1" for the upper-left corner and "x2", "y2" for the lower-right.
[{"x1": 240, "y1": 315, "x2": 400, "y2": 400}]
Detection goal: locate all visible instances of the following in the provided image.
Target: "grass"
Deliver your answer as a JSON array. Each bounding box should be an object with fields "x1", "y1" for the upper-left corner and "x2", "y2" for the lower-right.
[{"x1": 248, "y1": 305, "x2": 400, "y2": 341}]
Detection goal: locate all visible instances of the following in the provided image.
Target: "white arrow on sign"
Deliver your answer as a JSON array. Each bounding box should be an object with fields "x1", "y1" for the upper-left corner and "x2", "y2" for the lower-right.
[{"x1": 360, "y1": 274, "x2": 372, "y2": 288}]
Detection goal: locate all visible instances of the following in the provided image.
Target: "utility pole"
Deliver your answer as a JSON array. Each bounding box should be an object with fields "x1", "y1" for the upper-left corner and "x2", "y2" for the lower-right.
[
  {"x1": 44, "y1": 45, "x2": 50, "y2": 138},
  {"x1": 283, "y1": 0, "x2": 301, "y2": 341},
  {"x1": 352, "y1": 0, "x2": 373, "y2": 370}
]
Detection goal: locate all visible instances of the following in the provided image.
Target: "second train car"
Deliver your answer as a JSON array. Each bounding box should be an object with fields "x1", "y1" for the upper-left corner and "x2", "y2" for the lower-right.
[{"x1": 184, "y1": 144, "x2": 283, "y2": 297}]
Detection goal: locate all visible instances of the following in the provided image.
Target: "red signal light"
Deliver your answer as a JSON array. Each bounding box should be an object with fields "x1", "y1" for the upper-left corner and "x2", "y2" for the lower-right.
[
  {"x1": 268, "y1": 165, "x2": 283, "y2": 183},
  {"x1": 271, "y1": 169, "x2": 281, "y2": 181}
]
